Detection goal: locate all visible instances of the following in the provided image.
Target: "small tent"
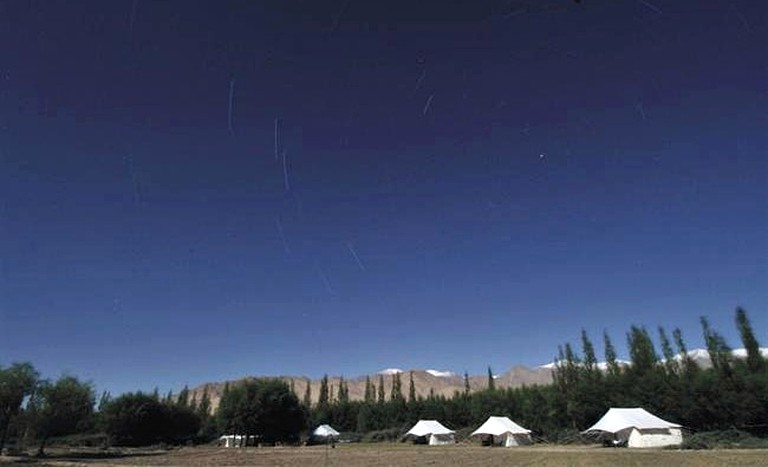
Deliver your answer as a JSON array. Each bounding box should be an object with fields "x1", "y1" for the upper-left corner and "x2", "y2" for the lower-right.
[
  {"x1": 404, "y1": 420, "x2": 455, "y2": 445},
  {"x1": 583, "y1": 408, "x2": 683, "y2": 448},
  {"x1": 311, "y1": 424, "x2": 340, "y2": 443},
  {"x1": 471, "y1": 416, "x2": 533, "y2": 447},
  {"x1": 218, "y1": 434, "x2": 256, "y2": 448}
]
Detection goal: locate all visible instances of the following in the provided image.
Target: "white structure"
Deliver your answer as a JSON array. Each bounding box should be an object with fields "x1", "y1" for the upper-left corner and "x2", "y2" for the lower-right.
[
  {"x1": 471, "y1": 416, "x2": 533, "y2": 447},
  {"x1": 583, "y1": 408, "x2": 683, "y2": 448},
  {"x1": 404, "y1": 420, "x2": 455, "y2": 445},
  {"x1": 219, "y1": 434, "x2": 256, "y2": 448},
  {"x1": 312, "y1": 424, "x2": 340, "y2": 439}
]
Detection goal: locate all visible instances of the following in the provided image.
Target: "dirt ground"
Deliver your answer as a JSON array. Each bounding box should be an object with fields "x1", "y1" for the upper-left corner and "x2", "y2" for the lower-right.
[{"x1": 3, "y1": 444, "x2": 768, "y2": 467}]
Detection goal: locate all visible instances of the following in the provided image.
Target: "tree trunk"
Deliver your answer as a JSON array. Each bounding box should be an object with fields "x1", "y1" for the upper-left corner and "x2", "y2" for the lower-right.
[
  {"x1": 0, "y1": 418, "x2": 10, "y2": 454},
  {"x1": 36, "y1": 437, "x2": 47, "y2": 457}
]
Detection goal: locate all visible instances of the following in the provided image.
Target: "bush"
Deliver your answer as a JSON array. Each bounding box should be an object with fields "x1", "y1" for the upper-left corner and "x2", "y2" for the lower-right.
[
  {"x1": 681, "y1": 430, "x2": 768, "y2": 450},
  {"x1": 362, "y1": 428, "x2": 402, "y2": 442},
  {"x1": 101, "y1": 393, "x2": 200, "y2": 446}
]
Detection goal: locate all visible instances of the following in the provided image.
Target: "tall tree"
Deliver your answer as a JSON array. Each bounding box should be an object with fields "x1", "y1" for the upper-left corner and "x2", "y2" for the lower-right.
[
  {"x1": 658, "y1": 327, "x2": 678, "y2": 375},
  {"x1": 337, "y1": 377, "x2": 349, "y2": 404},
  {"x1": 627, "y1": 326, "x2": 658, "y2": 376},
  {"x1": 487, "y1": 366, "x2": 495, "y2": 391},
  {"x1": 28, "y1": 376, "x2": 95, "y2": 456},
  {"x1": 364, "y1": 376, "x2": 373, "y2": 403},
  {"x1": 98, "y1": 391, "x2": 112, "y2": 412},
  {"x1": 603, "y1": 331, "x2": 620, "y2": 377},
  {"x1": 0, "y1": 363, "x2": 39, "y2": 453},
  {"x1": 377, "y1": 375, "x2": 385, "y2": 404},
  {"x1": 408, "y1": 371, "x2": 417, "y2": 403},
  {"x1": 177, "y1": 385, "x2": 189, "y2": 408},
  {"x1": 673, "y1": 328, "x2": 698, "y2": 376},
  {"x1": 735, "y1": 307, "x2": 764, "y2": 373},
  {"x1": 217, "y1": 379, "x2": 305, "y2": 444},
  {"x1": 318, "y1": 375, "x2": 330, "y2": 408},
  {"x1": 701, "y1": 316, "x2": 732, "y2": 377},
  {"x1": 302, "y1": 379, "x2": 312, "y2": 408},
  {"x1": 581, "y1": 330, "x2": 597, "y2": 373},
  {"x1": 463, "y1": 372, "x2": 470, "y2": 396},
  {"x1": 390, "y1": 373, "x2": 403, "y2": 401}
]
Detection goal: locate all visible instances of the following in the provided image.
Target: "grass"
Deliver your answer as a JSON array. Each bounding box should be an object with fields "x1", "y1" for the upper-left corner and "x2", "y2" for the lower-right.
[{"x1": 3, "y1": 444, "x2": 768, "y2": 466}]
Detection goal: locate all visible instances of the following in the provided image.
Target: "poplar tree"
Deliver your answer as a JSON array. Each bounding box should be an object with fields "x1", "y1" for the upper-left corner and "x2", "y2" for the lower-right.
[
  {"x1": 603, "y1": 331, "x2": 620, "y2": 377},
  {"x1": 377, "y1": 375, "x2": 385, "y2": 404},
  {"x1": 580, "y1": 330, "x2": 597, "y2": 373},
  {"x1": 391, "y1": 373, "x2": 403, "y2": 401},
  {"x1": 627, "y1": 326, "x2": 658, "y2": 376},
  {"x1": 736, "y1": 307, "x2": 764, "y2": 373},
  {"x1": 673, "y1": 328, "x2": 698, "y2": 376},
  {"x1": 408, "y1": 371, "x2": 417, "y2": 403},
  {"x1": 302, "y1": 379, "x2": 312, "y2": 408},
  {"x1": 318, "y1": 375, "x2": 330, "y2": 408},
  {"x1": 364, "y1": 376, "x2": 374, "y2": 403},
  {"x1": 487, "y1": 366, "x2": 495, "y2": 391},
  {"x1": 177, "y1": 385, "x2": 189, "y2": 408},
  {"x1": 701, "y1": 317, "x2": 732, "y2": 377},
  {"x1": 658, "y1": 326, "x2": 678, "y2": 375}
]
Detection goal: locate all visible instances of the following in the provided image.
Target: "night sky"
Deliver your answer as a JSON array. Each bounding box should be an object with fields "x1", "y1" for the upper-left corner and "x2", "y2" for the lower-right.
[{"x1": 1, "y1": 0, "x2": 766, "y2": 396}]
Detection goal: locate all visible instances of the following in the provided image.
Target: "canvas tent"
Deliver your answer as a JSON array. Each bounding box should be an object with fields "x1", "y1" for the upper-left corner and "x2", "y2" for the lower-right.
[
  {"x1": 583, "y1": 408, "x2": 683, "y2": 448},
  {"x1": 312, "y1": 424, "x2": 340, "y2": 438},
  {"x1": 404, "y1": 420, "x2": 455, "y2": 445},
  {"x1": 471, "y1": 416, "x2": 533, "y2": 447}
]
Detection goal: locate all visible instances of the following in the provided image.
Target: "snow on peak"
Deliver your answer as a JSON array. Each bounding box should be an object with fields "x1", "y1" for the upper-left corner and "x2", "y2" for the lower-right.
[
  {"x1": 377, "y1": 368, "x2": 403, "y2": 375},
  {"x1": 677, "y1": 348, "x2": 768, "y2": 360},
  {"x1": 426, "y1": 369, "x2": 455, "y2": 378},
  {"x1": 538, "y1": 360, "x2": 629, "y2": 370}
]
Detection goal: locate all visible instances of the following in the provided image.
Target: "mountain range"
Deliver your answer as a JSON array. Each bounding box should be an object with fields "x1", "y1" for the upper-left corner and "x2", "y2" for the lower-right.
[{"x1": 188, "y1": 348, "x2": 768, "y2": 412}]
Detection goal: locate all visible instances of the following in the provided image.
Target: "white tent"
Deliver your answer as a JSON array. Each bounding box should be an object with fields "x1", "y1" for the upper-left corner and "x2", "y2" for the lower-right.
[
  {"x1": 583, "y1": 408, "x2": 683, "y2": 448},
  {"x1": 219, "y1": 434, "x2": 256, "y2": 448},
  {"x1": 471, "y1": 416, "x2": 533, "y2": 447},
  {"x1": 405, "y1": 420, "x2": 455, "y2": 445},
  {"x1": 312, "y1": 424, "x2": 340, "y2": 438}
]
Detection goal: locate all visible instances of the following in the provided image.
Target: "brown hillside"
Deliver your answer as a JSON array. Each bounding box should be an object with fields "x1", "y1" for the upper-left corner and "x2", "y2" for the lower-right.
[{"x1": 188, "y1": 367, "x2": 553, "y2": 414}]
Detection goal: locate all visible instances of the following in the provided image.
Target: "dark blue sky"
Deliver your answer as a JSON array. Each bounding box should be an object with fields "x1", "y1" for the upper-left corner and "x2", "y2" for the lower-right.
[{"x1": 1, "y1": 0, "x2": 766, "y2": 395}]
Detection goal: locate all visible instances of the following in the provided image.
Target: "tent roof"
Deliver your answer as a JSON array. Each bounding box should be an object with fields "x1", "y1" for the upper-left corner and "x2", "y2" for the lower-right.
[
  {"x1": 405, "y1": 420, "x2": 454, "y2": 437},
  {"x1": 583, "y1": 408, "x2": 681, "y2": 434},
  {"x1": 471, "y1": 416, "x2": 531, "y2": 436},
  {"x1": 313, "y1": 424, "x2": 340, "y2": 437}
]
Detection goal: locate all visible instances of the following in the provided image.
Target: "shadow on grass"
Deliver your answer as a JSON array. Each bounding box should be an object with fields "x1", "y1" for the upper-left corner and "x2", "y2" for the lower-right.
[{"x1": 6, "y1": 449, "x2": 168, "y2": 463}]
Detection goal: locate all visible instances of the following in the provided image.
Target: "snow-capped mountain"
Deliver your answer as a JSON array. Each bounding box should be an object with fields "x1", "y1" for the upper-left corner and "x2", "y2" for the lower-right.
[
  {"x1": 187, "y1": 347, "x2": 768, "y2": 412},
  {"x1": 425, "y1": 369, "x2": 456, "y2": 378},
  {"x1": 538, "y1": 348, "x2": 768, "y2": 370}
]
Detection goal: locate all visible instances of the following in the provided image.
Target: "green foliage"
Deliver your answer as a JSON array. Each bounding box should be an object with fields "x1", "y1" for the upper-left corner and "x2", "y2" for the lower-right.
[
  {"x1": 735, "y1": 307, "x2": 764, "y2": 373},
  {"x1": 0, "y1": 362, "x2": 39, "y2": 452},
  {"x1": 217, "y1": 378, "x2": 305, "y2": 444},
  {"x1": 487, "y1": 366, "x2": 495, "y2": 391},
  {"x1": 390, "y1": 373, "x2": 403, "y2": 402},
  {"x1": 377, "y1": 375, "x2": 385, "y2": 404},
  {"x1": 27, "y1": 375, "x2": 95, "y2": 455},
  {"x1": 681, "y1": 430, "x2": 768, "y2": 450},
  {"x1": 101, "y1": 392, "x2": 200, "y2": 446},
  {"x1": 408, "y1": 372, "x2": 416, "y2": 403},
  {"x1": 318, "y1": 375, "x2": 330, "y2": 408},
  {"x1": 361, "y1": 428, "x2": 401, "y2": 442},
  {"x1": 363, "y1": 376, "x2": 373, "y2": 404}
]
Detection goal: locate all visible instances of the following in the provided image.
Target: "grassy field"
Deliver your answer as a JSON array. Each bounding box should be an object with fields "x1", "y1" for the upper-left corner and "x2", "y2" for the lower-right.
[{"x1": 3, "y1": 444, "x2": 768, "y2": 466}]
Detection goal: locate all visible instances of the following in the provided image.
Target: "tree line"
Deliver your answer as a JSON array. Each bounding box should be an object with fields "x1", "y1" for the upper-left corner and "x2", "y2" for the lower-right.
[
  {"x1": 305, "y1": 307, "x2": 767, "y2": 439},
  {"x1": 1, "y1": 307, "x2": 765, "y2": 453}
]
